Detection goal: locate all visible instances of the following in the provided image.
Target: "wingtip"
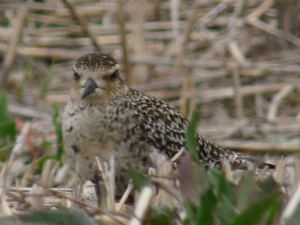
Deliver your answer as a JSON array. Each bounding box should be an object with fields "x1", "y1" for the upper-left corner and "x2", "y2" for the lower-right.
[
  {"x1": 262, "y1": 162, "x2": 276, "y2": 169},
  {"x1": 245, "y1": 155, "x2": 275, "y2": 170}
]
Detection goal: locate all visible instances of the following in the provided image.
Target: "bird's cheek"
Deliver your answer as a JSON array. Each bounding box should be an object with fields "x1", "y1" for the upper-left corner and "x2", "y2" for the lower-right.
[
  {"x1": 79, "y1": 79, "x2": 87, "y2": 87},
  {"x1": 94, "y1": 88, "x2": 104, "y2": 95}
]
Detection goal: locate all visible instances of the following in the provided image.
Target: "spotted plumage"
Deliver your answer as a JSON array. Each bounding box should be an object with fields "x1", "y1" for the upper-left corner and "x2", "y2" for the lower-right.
[{"x1": 62, "y1": 53, "x2": 274, "y2": 194}]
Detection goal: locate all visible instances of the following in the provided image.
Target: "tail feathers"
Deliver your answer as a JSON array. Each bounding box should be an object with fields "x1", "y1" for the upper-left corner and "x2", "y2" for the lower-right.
[
  {"x1": 204, "y1": 154, "x2": 275, "y2": 170},
  {"x1": 197, "y1": 137, "x2": 275, "y2": 170},
  {"x1": 244, "y1": 155, "x2": 275, "y2": 169},
  {"x1": 260, "y1": 162, "x2": 275, "y2": 169}
]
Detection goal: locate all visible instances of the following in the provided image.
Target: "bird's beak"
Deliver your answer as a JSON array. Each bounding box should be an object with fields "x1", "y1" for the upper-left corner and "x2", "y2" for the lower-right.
[{"x1": 82, "y1": 78, "x2": 98, "y2": 99}]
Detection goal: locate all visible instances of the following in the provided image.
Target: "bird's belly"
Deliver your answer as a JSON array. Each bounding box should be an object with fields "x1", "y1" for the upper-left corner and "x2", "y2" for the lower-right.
[
  {"x1": 62, "y1": 102, "x2": 161, "y2": 190},
  {"x1": 63, "y1": 112, "x2": 142, "y2": 181}
]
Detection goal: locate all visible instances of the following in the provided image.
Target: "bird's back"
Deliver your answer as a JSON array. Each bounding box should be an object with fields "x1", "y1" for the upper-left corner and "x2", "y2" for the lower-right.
[{"x1": 126, "y1": 88, "x2": 265, "y2": 170}]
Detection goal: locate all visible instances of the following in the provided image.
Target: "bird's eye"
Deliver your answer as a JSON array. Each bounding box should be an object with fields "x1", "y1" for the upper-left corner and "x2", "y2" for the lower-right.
[
  {"x1": 110, "y1": 70, "x2": 119, "y2": 79},
  {"x1": 73, "y1": 72, "x2": 80, "y2": 81}
]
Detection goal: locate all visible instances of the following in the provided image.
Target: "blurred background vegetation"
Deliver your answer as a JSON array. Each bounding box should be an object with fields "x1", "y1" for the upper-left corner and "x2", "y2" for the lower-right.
[{"x1": 0, "y1": 0, "x2": 300, "y2": 224}]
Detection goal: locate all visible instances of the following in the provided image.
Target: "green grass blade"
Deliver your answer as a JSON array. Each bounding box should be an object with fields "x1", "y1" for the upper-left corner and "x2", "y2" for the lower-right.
[
  {"x1": 53, "y1": 105, "x2": 63, "y2": 162},
  {"x1": 230, "y1": 190, "x2": 282, "y2": 225},
  {"x1": 185, "y1": 111, "x2": 200, "y2": 163},
  {"x1": 0, "y1": 92, "x2": 16, "y2": 158},
  {"x1": 128, "y1": 164, "x2": 150, "y2": 191}
]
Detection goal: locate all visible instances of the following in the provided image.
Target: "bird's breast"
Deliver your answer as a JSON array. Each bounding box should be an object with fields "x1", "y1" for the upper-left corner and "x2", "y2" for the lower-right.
[{"x1": 62, "y1": 99, "x2": 144, "y2": 164}]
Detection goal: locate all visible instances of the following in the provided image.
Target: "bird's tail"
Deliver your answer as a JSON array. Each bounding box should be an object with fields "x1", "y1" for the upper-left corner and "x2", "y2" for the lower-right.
[
  {"x1": 197, "y1": 137, "x2": 275, "y2": 170},
  {"x1": 244, "y1": 155, "x2": 275, "y2": 169},
  {"x1": 203, "y1": 154, "x2": 275, "y2": 170}
]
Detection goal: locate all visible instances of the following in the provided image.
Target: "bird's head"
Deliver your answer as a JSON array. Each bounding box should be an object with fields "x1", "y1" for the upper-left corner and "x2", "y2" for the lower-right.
[{"x1": 71, "y1": 53, "x2": 128, "y2": 101}]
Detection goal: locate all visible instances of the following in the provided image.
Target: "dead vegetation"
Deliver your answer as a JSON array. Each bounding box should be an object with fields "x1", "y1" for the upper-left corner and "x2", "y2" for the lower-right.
[{"x1": 0, "y1": 0, "x2": 300, "y2": 224}]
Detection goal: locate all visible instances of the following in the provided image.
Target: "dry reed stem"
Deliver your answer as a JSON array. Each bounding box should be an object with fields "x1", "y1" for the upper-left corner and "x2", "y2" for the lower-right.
[
  {"x1": 246, "y1": 0, "x2": 274, "y2": 21},
  {"x1": 296, "y1": 112, "x2": 300, "y2": 121},
  {"x1": 170, "y1": 0, "x2": 180, "y2": 37},
  {"x1": 20, "y1": 164, "x2": 34, "y2": 187},
  {"x1": 95, "y1": 156, "x2": 115, "y2": 210},
  {"x1": 0, "y1": 122, "x2": 31, "y2": 185},
  {"x1": 27, "y1": 184, "x2": 45, "y2": 211},
  {"x1": 175, "y1": 0, "x2": 200, "y2": 72},
  {"x1": 227, "y1": 0, "x2": 244, "y2": 30},
  {"x1": 62, "y1": 0, "x2": 101, "y2": 52},
  {"x1": 216, "y1": 140, "x2": 299, "y2": 152},
  {"x1": 3, "y1": 42, "x2": 300, "y2": 73},
  {"x1": 171, "y1": 147, "x2": 185, "y2": 163},
  {"x1": 117, "y1": 0, "x2": 133, "y2": 84},
  {"x1": 221, "y1": 159, "x2": 233, "y2": 181},
  {"x1": 116, "y1": 182, "x2": 134, "y2": 211},
  {"x1": 280, "y1": 178, "x2": 300, "y2": 225},
  {"x1": 41, "y1": 160, "x2": 53, "y2": 187},
  {"x1": 188, "y1": 75, "x2": 196, "y2": 120},
  {"x1": 0, "y1": 187, "x2": 12, "y2": 216},
  {"x1": 248, "y1": 18, "x2": 300, "y2": 47},
  {"x1": 228, "y1": 41, "x2": 247, "y2": 64},
  {"x1": 0, "y1": 5, "x2": 29, "y2": 89},
  {"x1": 48, "y1": 161, "x2": 60, "y2": 188},
  {"x1": 256, "y1": 165, "x2": 268, "y2": 182},
  {"x1": 232, "y1": 67, "x2": 244, "y2": 120},
  {"x1": 150, "y1": 152, "x2": 175, "y2": 207},
  {"x1": 54, "y1": 163, "x2": 71, "y2": 184},
  {"x1": 95, "y1": 216, "x2": 129, "y2": 225},
  {"x1": 198, "y1": 0, "x2": 239, "y2": 59},
  {"x1": 24, "y1": 35, "x2": 120, "y2": 46},
  {"x1": 8, "y1": 103, "x2": 52, "y2": 119},
  {"x1": 129, "y1": 0, "x2": 148, "y2": 85},
  {"x1": 129, "y1": 186, "x2": 152, "y2": 225},
  {"x1": 190, "y1": 82, "x2": 300, "y2": 106},
  {"x1": 25, "y1": 181, "x2": 129, "y2": 224},
  {"x1": 273, "y1": 157, "x2": 287, "y2": 184},
  {"x1": 151, "y1": 178, "x2": 184, "y2": 206},
  {"x1": 212, "y1": 119, "x2": 248, "y2": 140},
  {"x1": 254, "y1": 94, "x2": 264, "y2": 118},
  {"x1": 179, "y1": 78, "x2": 188, "y2": 116},
  {"x1": 28, "y1": 13, "x2": 75, "y2": 26},
  {"x1": 267, "y1": 84, "x2": 295, "y2": 122},
  {"x1": 108, "y1": 156, "x2": 115, "y2": 211}
]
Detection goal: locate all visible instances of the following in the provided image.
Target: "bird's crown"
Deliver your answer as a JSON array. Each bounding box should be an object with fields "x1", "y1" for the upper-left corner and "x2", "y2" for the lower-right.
[{"x1": 74, "y1": 52, "x2": 119, "y2": 75}]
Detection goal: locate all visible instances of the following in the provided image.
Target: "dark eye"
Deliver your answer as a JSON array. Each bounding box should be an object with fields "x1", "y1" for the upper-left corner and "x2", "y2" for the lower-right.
[
  {"x1": 73, "y1": 72, "x2": 80, "y2": 81},
  {"x1": 110, "y1": 70, "x2": 119, "y2": 79}
]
